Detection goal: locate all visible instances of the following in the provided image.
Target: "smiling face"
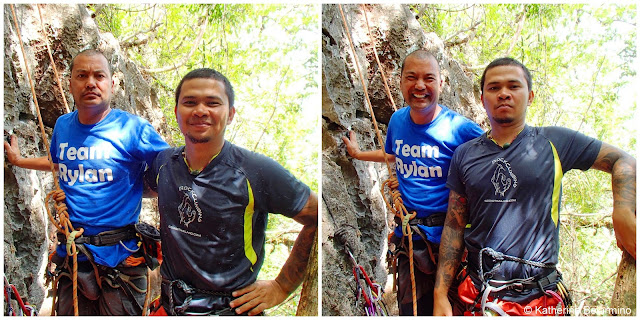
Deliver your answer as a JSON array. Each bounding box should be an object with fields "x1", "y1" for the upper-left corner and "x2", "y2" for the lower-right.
[
  {"x1": 481, "y1": 65, "x2": 534, "y2": 126},
  {"x1": 400, "y1": 54, "x2": 443, "y2": 112},
  {"x1": 175, "y1": 78, "x2": 235, "y2": 146},
  {"x1": 69, "y1": 53, "x2": 114, "y2": 112}
]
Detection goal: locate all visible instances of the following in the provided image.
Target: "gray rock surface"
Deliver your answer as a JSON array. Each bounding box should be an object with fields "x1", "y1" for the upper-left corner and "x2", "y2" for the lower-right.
[
  {"x1": 4, "y1": 4, "x2": 168, "y2": 310},
  {"x1": 321, "y1": 4, "x2": 487, "y2": 315}
]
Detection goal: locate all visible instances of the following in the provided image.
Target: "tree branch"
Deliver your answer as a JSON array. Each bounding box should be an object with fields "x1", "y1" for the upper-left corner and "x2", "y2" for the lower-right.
[
  {"x1": 252, "y1": 67, "x2": 290, "y2": 152},
  {"x1": 444, "y1": 19, "x2": 482, "y2": 48},
  {"x1": 121, "y1": 22, "x2": 162, "y2": 48},
  {"x1": 141, "y1": 16, "x2": 209, "y2": 74},
  {"x1": 503, "y1": 7, "x2": 527, "y2": 57},
  {"x1": 576, "y1": 56, "x2": 606, "y2": 132}
]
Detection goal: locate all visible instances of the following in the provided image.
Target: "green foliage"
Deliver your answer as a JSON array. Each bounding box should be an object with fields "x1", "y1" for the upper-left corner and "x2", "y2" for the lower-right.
[
  {"x1": 412, "y1": 3, "x2": 636, "y2": 314},
  {"x1": 559, "y1": 217, "x2": 621, "y2": 315},
  {"x1": 259, "y1": 214, "x2": 306, "y2": 316},
  {"x1": 93, "y1": 4, "x2": 318, "y2": 315}
]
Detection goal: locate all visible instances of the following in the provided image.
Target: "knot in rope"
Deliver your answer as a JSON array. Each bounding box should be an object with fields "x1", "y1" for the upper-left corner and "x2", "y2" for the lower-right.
[
  {"x1": 401, "y1": 210, "x2": 417, "y2": 237},
  {"x1": 66, "y1": 230, "x2": 84, "y2": 256},
  {"x1": 338, "y1": 4, "x2": 416, "y2": 315},
  {"x1": 387, "y1": 176, "x2": 399, "y2": 189}
]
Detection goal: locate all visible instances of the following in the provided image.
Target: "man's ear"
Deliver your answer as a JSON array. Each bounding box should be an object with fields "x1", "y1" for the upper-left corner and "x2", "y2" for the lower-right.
[
  {"x1": 527, "y1": 90, "x2": 535, "y2": 106},
  {"x1": 228, "y1": 106, "x2": 236, "y2": 124}
]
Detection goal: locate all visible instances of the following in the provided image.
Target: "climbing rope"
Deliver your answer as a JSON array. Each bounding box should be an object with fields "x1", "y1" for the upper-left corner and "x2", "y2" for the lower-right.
[
  {"x1": 476, "y1": 247, "x2": 562, "y2": 316},
  {"x1": 338, "y1": 4, "x2": 419, "y2": 315},
  {"x1": 36, "y1": 4, "x2": 71, "y2": 114},
  {"x1": 10, "y1": 4, "x2": 82, "y2": 316},
  {"x1": 360, "y1": 4, "x2": 397, "y2": 112}
]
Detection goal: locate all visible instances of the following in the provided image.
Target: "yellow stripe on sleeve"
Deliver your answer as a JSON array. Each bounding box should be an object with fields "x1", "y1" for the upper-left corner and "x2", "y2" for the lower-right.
[
  {"x1": 244, "y1": 179, "x2": 258, "y2": 267},
  {"x1": 549, "y1": 142, "x2": 563, "y2": 227}
]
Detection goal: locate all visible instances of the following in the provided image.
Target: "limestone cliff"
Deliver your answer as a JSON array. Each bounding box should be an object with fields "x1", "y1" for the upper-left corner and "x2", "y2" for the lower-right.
[
  {"x1": 321, "y1": 4, "x2": 487, "y2": 315},
  {"x1": 3, "y1": 4, "x2": 168, "y2": 309}
]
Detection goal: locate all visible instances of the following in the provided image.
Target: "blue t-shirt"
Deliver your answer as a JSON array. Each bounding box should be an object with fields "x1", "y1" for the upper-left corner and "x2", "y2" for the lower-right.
[
  {"x1": 50, "y1": 109, "x2": 169, "y2": 267},
  {"x1": 384, "y1": 105, "x2": 483, "y2": 243}
]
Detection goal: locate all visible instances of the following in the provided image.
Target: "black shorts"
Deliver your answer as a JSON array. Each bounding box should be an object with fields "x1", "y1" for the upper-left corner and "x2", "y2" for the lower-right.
[
  {"x1": 54, "y1": 259, "x2": 147, "y2": 316},
  {"x1": 395, "y1": 239, "x2": 464, "y2": 316}
]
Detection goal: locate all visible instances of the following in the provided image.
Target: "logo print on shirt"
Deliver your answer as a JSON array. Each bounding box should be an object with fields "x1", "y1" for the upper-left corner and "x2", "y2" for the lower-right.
[
  {"x1": 177, "y1": 186, "x2": 203, "y2": 227},
  {"x1": 491, "y1": 158, "x2": 518, "y2": 197}
]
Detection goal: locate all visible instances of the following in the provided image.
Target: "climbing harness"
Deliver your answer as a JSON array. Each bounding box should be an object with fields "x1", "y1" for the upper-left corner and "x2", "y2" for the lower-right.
[
  {"x1": 338, "y1": 4, "x2": 423, "y2": 315},
  {"x1": 338, "y1": 4, "x2": 424, "y2": 315},
  {"x1": 162, "y1": 279, "x2": 234, "y2": 316},
  {"x1": 9, "y1": 4, "x2": 83, "y2": 315},
  {"x1": 466, "y1": 247, "x2": 572, "y2": 316},
  {"x1": 4, "y1": 276, "x2": 38, "y2": 316},
  {"x1": 8, "y1": 4, "x2": 154, "y2": 316}
]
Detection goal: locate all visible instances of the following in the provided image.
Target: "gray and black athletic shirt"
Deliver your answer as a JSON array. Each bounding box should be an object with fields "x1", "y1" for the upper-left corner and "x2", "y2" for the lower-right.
[
  {"x1": 147, "y1": 141, "x2": 310, "y2": 293},
  {"x1": 447, "y1": 126, "x2": 601, "y2": 282}
]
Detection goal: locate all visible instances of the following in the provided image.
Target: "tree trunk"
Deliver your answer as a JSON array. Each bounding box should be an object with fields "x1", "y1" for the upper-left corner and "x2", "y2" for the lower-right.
[
  {"x1": 610, "y1": 251, "x2": 636, "y2": 316},
  {"x1": 296, "y1": 230, "x2": 318, "y2": 316}
]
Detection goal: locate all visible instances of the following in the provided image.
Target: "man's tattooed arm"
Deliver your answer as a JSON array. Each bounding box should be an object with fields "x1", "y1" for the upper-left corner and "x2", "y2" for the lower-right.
[
  {"x1": 591, "y1": 142, "x2": 636, "y2": 258},
  {"x1": 433, "y1": 189, "x2": 469, "y2": 316}
]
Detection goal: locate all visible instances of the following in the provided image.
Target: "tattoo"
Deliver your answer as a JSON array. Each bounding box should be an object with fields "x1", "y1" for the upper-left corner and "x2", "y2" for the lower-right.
[
  {"x1": 277, "y1": 224, "x2": 317, "y2": 294},
  {"x1": 612, "y1": 155, "x2": 636, "y2": 214},
  {"x1": 434, "y1": 190, "x2": 469, "y2": 293},
  {"x1": 275, "y1": 192, "x2": 318, "y2": 294},
  {"x1": 595, "y1": 150, "x2": 618, "y2": 173},
  {"x1": 594, "y1": 143, "x2": 636, "y2": 212}
]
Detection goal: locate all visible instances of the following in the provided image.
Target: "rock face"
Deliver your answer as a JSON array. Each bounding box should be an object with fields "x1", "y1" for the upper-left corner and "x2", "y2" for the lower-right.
[
  {"x1": 3, "y1": 4, "x2": 168, "y2": 310},
  {"x1": 321, "y1": 4, "x2": 487, "y2": 316}
]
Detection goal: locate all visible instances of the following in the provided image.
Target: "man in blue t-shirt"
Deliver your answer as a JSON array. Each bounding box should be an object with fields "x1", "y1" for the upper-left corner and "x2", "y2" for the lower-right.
[
  {"x1": 4, "y1": 49, "x2": 168, "y2": 315},
  {"x1": 342, "y1": 50, "x2": 484, "y2": 315},
  {"x1": 433, "y1": 57, "x2": 636, "y2": 316}
]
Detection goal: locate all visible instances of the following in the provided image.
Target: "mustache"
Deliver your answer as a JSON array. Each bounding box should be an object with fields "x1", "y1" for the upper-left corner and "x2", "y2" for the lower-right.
[{"x1": 187, "y1": 119, "x2": 212, "y2": 125}]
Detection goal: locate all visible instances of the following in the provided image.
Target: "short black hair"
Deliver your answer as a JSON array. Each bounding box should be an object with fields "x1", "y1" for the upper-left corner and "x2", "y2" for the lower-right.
[
  {"x1": 480, "y1": 57, "x2": 532, "y2": 93},
  {"x1": 69, "y1": 49, "x2": 113, "y2": 77},
  {"x1": 400, "y1": 49, "x2": 440, "y2": 76},
  {"x1": 174, "y1": 68, "x2": 235, "y2": 108}
]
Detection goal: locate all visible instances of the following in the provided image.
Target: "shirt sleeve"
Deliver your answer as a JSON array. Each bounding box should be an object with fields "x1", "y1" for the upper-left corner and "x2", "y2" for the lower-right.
[
  {"x1": 50, "y1": 125, "x2": 59, "y2": 164},
  {"x1": 446, "y1": 144, "x2": 467, "y2": 196},
  {"x1": 463, "y1": 121, "x2": 485, "y2": 142},
  {"x1": 249, "y1": 154, "x2": 311, "y2": 218},
  {"x1": 384, "y1": 113, "x2": 398, "y2": 154},
  {"x1": 145, "y1": 148, "x2": 170, "y2": 193},
  {"x1": 135, "y1": 121, "x2": 170, "y2": 165},
  {"x1": 543, "y1": 126, "x2": 602, "y2": 173}
]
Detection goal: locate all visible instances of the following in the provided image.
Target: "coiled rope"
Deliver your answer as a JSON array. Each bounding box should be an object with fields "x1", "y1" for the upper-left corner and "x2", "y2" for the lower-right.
[
  {"x1": 337, "y1": 4, "x2": 418, "y2": 316},
  {"x1": 9, "y1": 4, "x2": 83, "y2": 315}
]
